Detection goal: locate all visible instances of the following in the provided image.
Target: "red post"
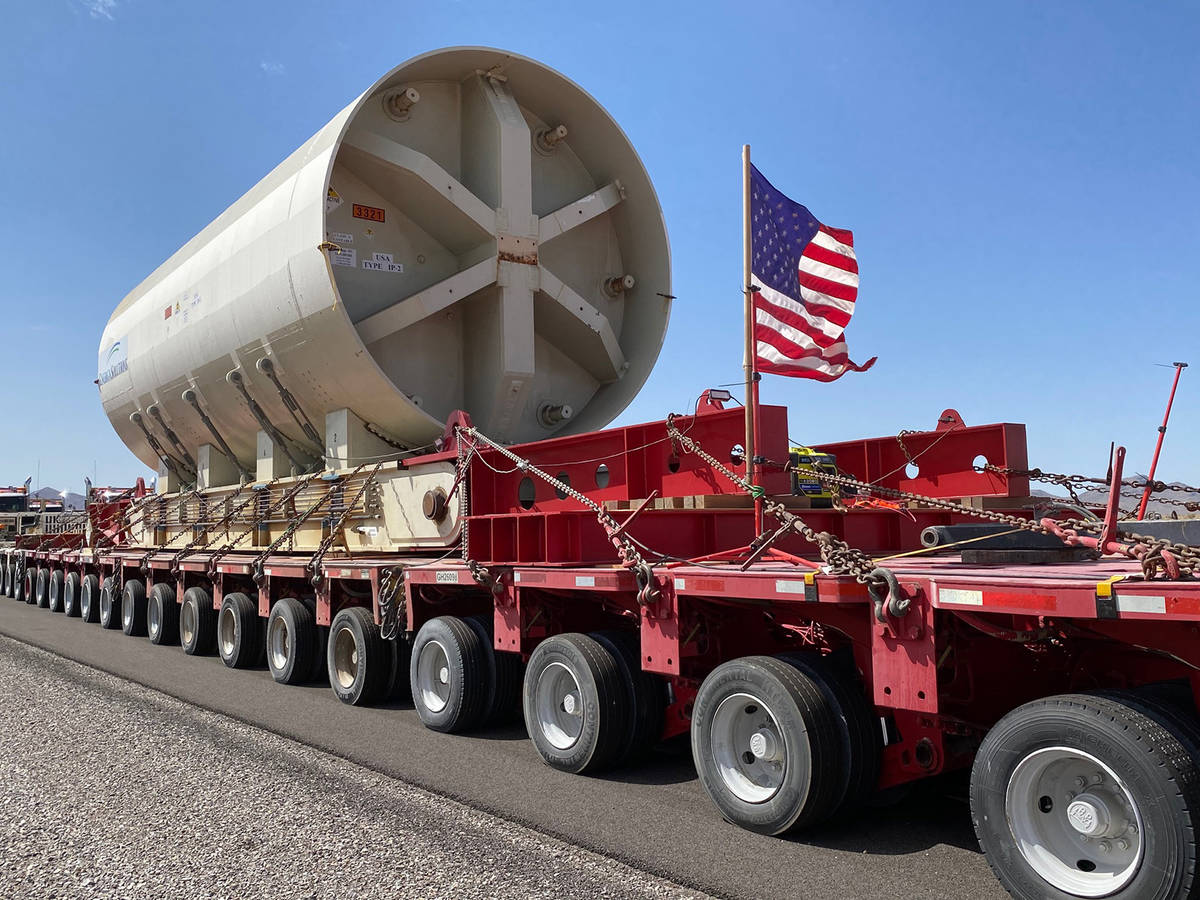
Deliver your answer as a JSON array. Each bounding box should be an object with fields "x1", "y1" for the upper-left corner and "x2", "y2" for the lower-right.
[{"x1": 1136, "y1": 361, "x2": 1187, "y2": 520}]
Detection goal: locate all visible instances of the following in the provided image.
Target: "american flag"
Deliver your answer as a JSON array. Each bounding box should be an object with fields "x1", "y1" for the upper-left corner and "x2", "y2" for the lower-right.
[{"x1": 750, "y1": 164, "x2": 875, "y2": 381}]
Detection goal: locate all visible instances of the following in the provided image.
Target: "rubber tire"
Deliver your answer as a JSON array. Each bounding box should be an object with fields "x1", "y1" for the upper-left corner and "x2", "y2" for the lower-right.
[
  {"x1": 327, "y1": 606, "x2": 388, "y2": 706},
  {"x1": 180, "y1": 586, "x2": 216, "y2": 655},
  {"x1": 592, "y1": 629, "x2": 667, "y2": 763},
  {"x1": 692, "y1": 655, "x2": 844, "y2": 835},
  {"x1": 218, "y1": 592, "x2": 261, "y2": 669},
  {"x1": 47, "y1": 569, "x2": 65, "y2": 613},
  {"x1": 121, "y1": 579, "x2": 147, "y2": 636},
  {"x1": 383, "y1": 631, "x2": 415, "y2": 704},
  {"x1": 147, "y1": 582, "x2": 179, "y2": 645},
  {"x1": 266, "y1": 597, "x2": 315, "y2": 685},
  {"x1": 3, "y1": 560, "x2": 11, "y2": 598},
  {"x1": 410, "y1": 615, "x2": 488, "y2": 732},
  {"x1": 777, "y1": 650, "x2": 880, "y2": 815},
  {"x1": 523, "y1": 632, "x2": 630, "y2": 775},
  {"x1": 310, "y1": 624, "x2": 330, "y2": 684},
  {"x1": 464, "y1": 614, "x2": 523, "y2": 725},
  {"x1": 35, "y1": 567, "x2": 49, "y2": 608},
  {"x1": 62, "y1": 571, "x2": 81, "y2": 618},
  {"x1": 98, "y1": 577, "x2": 120, "y2": 628},
  {"x1": 79, "y1": 574, "x2": 100, "y2": 623},
  {"x1": 17, "y1": 566, "x2": 29, "y2": 603},
  {"x1": 971, "y1": 692, "x2": 1200, "y2": 900}
]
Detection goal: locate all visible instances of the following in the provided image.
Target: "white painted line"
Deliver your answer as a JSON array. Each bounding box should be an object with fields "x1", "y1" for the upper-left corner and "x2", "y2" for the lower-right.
[{"x1": 939, "y1": 588, "x2": 984, "y2": 606}]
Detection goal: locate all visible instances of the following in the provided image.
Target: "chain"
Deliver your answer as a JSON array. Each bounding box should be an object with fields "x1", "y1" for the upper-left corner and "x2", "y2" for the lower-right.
[
  {"x1": 305, "y1": 462, "x2": 382, "y2": 587},
  {"x1": 137, "y1": 488, "x2": 205, "y2": 572},
  {"x1": 167, "y1": 480, "x2": 254, "y2": 576},
  {"x1": 453, "y1": 438, "x2": 499, "y2": 592},
  {"x1": 463, "y1": 427, "x2": 660, "y2": 605},
  {"x1": 665, "y1": 415, "x2": 904, "y2": 621},
  {"x1": 378, "y1": 566, "x2": 407, "y2": 640},
  {"x1": 204, "y1": 473, "x2": 321, "y2": 575}
]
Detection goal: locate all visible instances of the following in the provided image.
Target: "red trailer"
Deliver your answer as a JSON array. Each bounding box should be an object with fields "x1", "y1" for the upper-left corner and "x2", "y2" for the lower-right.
[{"x1": 8, "y1": 397, "x2": 1200, "y2": 900}]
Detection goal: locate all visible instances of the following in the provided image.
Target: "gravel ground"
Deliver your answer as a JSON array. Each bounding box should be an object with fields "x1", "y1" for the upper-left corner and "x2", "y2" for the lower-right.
[{"x1": 0, "y1": 635, "x2": 709, "y2": 900}]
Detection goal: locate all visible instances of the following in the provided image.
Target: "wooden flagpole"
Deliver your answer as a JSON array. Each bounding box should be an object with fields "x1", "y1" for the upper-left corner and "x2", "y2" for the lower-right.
[{"x1": 742, "y1": 144, "x2": 763, "y2": 533}]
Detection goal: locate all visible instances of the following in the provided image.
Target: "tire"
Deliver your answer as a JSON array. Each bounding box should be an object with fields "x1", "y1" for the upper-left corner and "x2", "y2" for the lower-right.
[
  {"x1": 464, "y1": 614, "x2": 524, "y2": 725},
  {"x1": 147, "y1": 582, "x2": 179, "y2": 645},
  {"x1": 2, "y1": 559, "x2": 11, "y2": 598},
  {"x1": 310, "y1": 624, "x2": 330, "y2": 684},
  {"x1": 35, "y1": 567, "x2": 50, "y2": 608},
  {"x1": 410, "y1": 615, "x2": 488, "y2": 731},
  {"x1": 523, "y1": 632, "x2": 630, "y2": 774},
  {"x1": 971, "y1": 692, "x2": 1200, "y2": 900},
  {"x1": 266, "y1": 597, "x2": 315, "y2": 685},
  {"x1": 62, "y1": 571, "x2": 81, "y2": 618},
  {"x1": 592, "y1": 629, "x2": 667, "y2": 764},
  {"x1": 383, "y1": 631, "x2": 415, "y2": 704},
  {"x1": 98, "y1": 577, "x2": 120, "y2": 628},
  {"x1": 120, "y1": 579, "x2": 147, "y2": 636},
  {"x1": 17, "y1": 565, "x2": 29, "y2": 603},
  {"x1": 48, "y1": 569, "x2": 65, "y2": 613},
  {"x1": 218, "y1": 592, "x2": 261, "y2": 669},
  {"x1": 79, "y1": 574, "x2": 100, "y2": 623},
  {"x1": 777, "y1": 650, "x2": 880, "y2": 815},
  {"x1": 180, "y1": 586, "x2": 216, "y2": 655},
  {"x1": 327, "y1": 606, "x2": 388, "y2": 705},
  {"x1": 692, "y1": 655, "x2": 844, "y2": 835}
]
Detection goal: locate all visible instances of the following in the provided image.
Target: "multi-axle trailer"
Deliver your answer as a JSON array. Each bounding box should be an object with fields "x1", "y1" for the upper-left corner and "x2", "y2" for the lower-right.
[{"x1": 8, "y1": 399, "x2": 1200, "y2": 900}]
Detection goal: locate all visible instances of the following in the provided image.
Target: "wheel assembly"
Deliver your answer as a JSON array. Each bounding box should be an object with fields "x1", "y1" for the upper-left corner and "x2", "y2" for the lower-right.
[
  {"x1": 47, "y1": 568, "x2": 65, "y2": 613},
  {"x1": 146, "y1": 582, "x2": 179, "y2": 645},
  {"x1": 776, "y1": 650, "x2": 880, "y2": 815},
  {"x1": 79, "y1": 574, "x2": 100, "y2": 623},
  {"x1": 465, "y1": 614, "x2": 524, "y2": 726},
  {"x1": 218, "y1": 592, "x2": 261, "y2": 669},
  {"x1": 16, "y1": 565, "x2": 28, "y2": 603},
  {"x1": 691, "y1": 655, "x2": 844, "y2": 835},
  {"x1": 121, "y1": 579, "x2": 147, "y2": 636},
  {"x1": 179, "y1": 586, "x2": 216, "y2": 655},
  {"x1": 327, "y1": 606, "x2": 388, "y2": 705},
  {"x1": 35, "y1": 567, "x2": 49, "y2": 608},
  {"x1": 98, "y1": 577, "x2": 120, "y2": 628},
  {"x1": 592, "y1": 629, "x2": 667, "y2": 764},
  {"x1": 410, "y1": 615, "x2": 488, "y2": 731},
  {"x1": 62, "y1": 571, "x2": 80, "y2": 617},
  {"x1": 523, "y1": 632, "x2": 630, "y2": 774},
  {"x1": 971, "y1": 692, "x2": 1200, "y2": 899},
  {"x1": 267, "y1": 597, "x2": 315, "y2": 685}
]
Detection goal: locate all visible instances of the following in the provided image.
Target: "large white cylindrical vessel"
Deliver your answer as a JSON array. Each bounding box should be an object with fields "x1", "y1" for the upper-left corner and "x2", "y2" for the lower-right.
[{"x1": 99, "y1": 46, "x2": 671, "y2": 473}]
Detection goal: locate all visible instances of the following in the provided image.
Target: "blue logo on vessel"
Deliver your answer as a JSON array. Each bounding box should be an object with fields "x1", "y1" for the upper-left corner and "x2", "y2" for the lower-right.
[{"x1": 99, "y1": 338, "x2": 129, "y2": 386}]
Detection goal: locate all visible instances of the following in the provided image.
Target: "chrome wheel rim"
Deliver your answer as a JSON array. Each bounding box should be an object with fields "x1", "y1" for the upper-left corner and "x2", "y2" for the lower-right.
[
  {"x1": 148, "y1": 595, "x2": 160, "y2": 636},
  {"x1": 81, "y1": 587, "x2": 91, "y2": 618},
  {"x1": 99, "y1": 590, "x2": 111, "y2": 622},
  {"x1": 416, "y1": 639, "x2": 451, "y2": 714},
  {"x1": 218, "y1": 606, "x2": 237, "y2": 657},
  {"x1": 268, "y1": 615, "x2": 291, "y2": 672},
  {"x1": 122, "y1": 593, "x2": 133, "y2": 628},
  {"x1": 333, "y1": 627, "x2": 360, "y2": 690},
  {"x1": 534, "y1": 661, "x2": 584, "y2": 751},
  {"x1": 1006, "y1": 746, "x2": 1144, "y2": 896},
  {"x1": 180, "y1": 601, "x2": 196, "y2": 645},
  {"x1": 710, "y1": 692, "x2": 787, "y2": 804}
]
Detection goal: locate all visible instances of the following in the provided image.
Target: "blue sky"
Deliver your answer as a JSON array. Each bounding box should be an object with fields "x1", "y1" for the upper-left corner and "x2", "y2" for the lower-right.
[{"x1": 3, "y1": 1, "x2": 1199, "y2": 494}]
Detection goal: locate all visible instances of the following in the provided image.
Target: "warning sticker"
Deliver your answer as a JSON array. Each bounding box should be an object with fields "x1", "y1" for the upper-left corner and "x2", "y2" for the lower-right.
[
  {"x1": 326, "y1": 187, "x2": 343, "y2": 213},
  {"x1": 352, "y1": 203, "x2": 385, "y2": 223},
  {"x1": 330, "y1": 247, "x2": 356, "y2": 268},
  {"x1": 329, "y1": 231, "x2": 353, "y2": 243}
]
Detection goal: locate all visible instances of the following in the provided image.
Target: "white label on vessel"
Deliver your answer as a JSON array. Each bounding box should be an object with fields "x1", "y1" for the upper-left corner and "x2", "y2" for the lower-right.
[
  {"x1": 939, "y1": 588, "x2": 984, "y2": 606},
  {"x1": 575, "y1": 575, "x2": 595, "y2": 587},
  {"x1": 373, "y1": 252, "x2": 394, "y2": 263},
  {"x1": 326, "y1": 187, "x2": 343, "y2": 212},
  {"x1": 329, "y1": 231, "x2": 353, "y2": 243},
  {"x1": 435, "y1": 570, "x2": 457, "y2": 584},
  {"x1": 385, "y1": 262, "x2": 404, "y2": 273},
  {"x1": 361, "y1": 259, "x2": 384, "y2": 271},
  {"x1": 331, "y1": 248, "x2": 356, "y2": 268},
  {"x1": 1116, "y1": 594, "x2": 1166, "y2": 614}
]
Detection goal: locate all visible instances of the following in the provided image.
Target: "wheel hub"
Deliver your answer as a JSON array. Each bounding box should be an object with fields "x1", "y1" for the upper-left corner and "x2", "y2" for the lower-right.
[
  {"x1": 1067, "y1": 792, "x2": 1122, "y2": 838},
  {"x1": 416, "y1": 639, "x2": 452, "y2": 714},
  {"x1": 535, "y1": 661, "x2": 585, "y2": 750},
  {"x1": 710, "y1": 693, "x2": 787, "y2": 804},
  {"x1": 749, "y1": 730, "x2": 780, "y2": 762}
]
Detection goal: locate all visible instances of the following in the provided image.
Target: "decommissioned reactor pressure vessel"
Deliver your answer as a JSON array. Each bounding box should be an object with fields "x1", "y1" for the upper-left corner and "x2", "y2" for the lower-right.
[{"x1": 99, "y1": 47, "x2": 671, "y2": 475}]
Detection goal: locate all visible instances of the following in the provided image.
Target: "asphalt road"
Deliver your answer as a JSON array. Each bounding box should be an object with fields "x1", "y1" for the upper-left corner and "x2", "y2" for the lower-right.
[{"x1": 0, "y1": 597, "x2": 1007, "y2": 900}]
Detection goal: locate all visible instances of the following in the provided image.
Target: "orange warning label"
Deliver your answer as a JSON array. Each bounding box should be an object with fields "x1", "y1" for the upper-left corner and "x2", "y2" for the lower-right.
[{"x1": 352, "y1": 204, "x2": 385, "y2": 223}]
